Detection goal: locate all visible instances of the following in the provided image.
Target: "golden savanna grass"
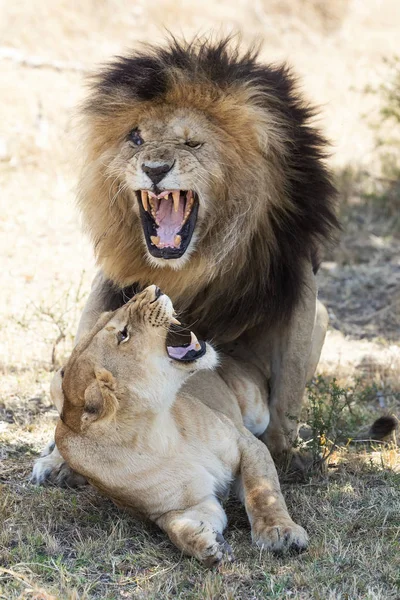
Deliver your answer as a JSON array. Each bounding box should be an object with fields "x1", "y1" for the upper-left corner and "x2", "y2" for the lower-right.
[{"x1": 1, "y1": 1, "x2": 399, "y2": 598}]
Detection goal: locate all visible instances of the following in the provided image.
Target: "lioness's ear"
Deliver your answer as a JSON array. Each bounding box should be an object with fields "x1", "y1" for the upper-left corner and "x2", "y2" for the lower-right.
[{"x1": 82, "y1": 369, "x2": 119, "y2": 431}]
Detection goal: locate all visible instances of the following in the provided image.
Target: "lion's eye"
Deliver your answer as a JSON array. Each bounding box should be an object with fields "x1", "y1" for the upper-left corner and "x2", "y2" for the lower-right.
[
  {"x1": 185, "y1": 140, "x2": 203, "y2": 149},
  {"x1": 128, "y1": 128, "x2": 144, "y2": 146},
  {"x1": 117, "y1": 326, "x2": 129, "y2": 344}
]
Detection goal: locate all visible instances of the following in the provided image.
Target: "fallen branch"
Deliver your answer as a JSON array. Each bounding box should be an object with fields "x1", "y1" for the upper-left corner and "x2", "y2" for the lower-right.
[{"x1": 0, "y1": 46, "x2": 88, "y2": 73}]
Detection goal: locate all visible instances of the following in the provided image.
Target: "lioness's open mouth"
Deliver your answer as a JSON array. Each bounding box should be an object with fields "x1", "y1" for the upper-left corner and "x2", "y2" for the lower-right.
[
  {"x1": 167, "y1": 328, "x2": 206, "y2": 362},
  {"x1": 137, "y1": 190, "x2": 199, "y2": 259}
]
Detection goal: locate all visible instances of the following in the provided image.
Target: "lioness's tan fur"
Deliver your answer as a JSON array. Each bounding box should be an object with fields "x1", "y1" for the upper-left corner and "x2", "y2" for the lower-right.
[{"x1": 54, "y1": 286, "x2": 308, "y2": 565}]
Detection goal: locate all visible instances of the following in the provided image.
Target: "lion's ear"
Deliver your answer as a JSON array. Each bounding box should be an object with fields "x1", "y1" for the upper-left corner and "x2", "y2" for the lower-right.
[{"x1": 82, "y1": 369, "x2": 119, "y2": 431}]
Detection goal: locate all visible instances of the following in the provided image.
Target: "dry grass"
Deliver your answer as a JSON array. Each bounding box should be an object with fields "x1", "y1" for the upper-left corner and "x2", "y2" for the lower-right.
[
  {"x1": 1, "y1": 448, "x2": 399, "y2": 599},
  {"x1": 1, "y1": 1, "x2": 400, "y2": 598}
]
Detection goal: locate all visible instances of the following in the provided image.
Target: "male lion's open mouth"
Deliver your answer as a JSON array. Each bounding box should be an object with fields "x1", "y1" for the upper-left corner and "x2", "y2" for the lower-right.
[{"x1": 137, "y1": 190, "x2": 199, "y2": 259}]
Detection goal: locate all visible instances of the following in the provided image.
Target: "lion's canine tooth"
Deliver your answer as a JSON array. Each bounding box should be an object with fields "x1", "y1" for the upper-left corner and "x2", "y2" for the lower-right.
[
  {"x1": 190, "y1": 331, "x2": 201, "y2": 351},
  {"x1": 150, "y1": 235, "x2": 160, "y2": 245},
  {"x1": 174, "y1": 235, "x2": 181, "y2": 247},
  {"x1": 141, "y1": 190, "x2": 149, "y2": 212},
  {"x1": 149, "y1": 197, "x2": 159, "y2": 222},
  {"x1": 172, "y1": 190, "x2": 180, "y2": 213},
  {"x1": 149, "y1": 197, "x2": 158, "y2": 210},
  {"x1": 171, "y1": 316, "x2": 181, "y2": 325}
]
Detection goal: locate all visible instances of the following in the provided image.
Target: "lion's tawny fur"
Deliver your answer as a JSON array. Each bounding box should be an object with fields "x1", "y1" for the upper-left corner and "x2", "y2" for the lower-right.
[{"x1": 77, "y1": 37, "x2": 338, "y2": 343}]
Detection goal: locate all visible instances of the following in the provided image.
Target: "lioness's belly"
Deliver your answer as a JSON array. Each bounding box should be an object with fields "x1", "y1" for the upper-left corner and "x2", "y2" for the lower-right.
[{"x1": 57, "y1": 419, "x2": 239, "y2": 521}]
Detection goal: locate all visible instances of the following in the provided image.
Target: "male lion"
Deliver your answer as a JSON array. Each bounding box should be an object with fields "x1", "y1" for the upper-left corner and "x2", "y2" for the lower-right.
[
  {"x1": 53, "y1": 285, "x2": 308, "y2": 565},
  {"x1": 32, "y1": 37, "x2": 338, "y2": 485}
]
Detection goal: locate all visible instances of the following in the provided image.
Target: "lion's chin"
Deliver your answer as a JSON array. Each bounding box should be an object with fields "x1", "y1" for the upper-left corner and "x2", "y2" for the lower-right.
[{"x1": 137, "y1": 190, "x2": 199, "y2": 260}]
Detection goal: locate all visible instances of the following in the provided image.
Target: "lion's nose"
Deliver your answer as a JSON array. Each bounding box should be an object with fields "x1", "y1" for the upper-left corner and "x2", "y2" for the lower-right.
[{"x1": 142, "y1": 161, "x2": 175, "y2": 185}]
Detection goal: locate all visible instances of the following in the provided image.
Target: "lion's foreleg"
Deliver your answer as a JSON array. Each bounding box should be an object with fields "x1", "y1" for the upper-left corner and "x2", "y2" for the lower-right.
[
  {"x1": 306, "y1": 299, "x2": 328, "y2": 382},
  {"x1": 75, "y1": 270, "x2": 120, "y2": 341},
  {"x1": 262, "y1": 264, "x2": 319, "y2": 458}
]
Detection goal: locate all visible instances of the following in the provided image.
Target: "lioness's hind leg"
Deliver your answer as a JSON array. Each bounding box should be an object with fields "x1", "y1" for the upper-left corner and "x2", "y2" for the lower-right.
[
  {"x1": 238, "y1": 431, "x2": 308, "y2": 553},
  {"x1": 31, "y1": 367, "x2": 87, "y2": 487},
  {"x1": 157, "y1": 497, "x2": 233, "y2": 567},
  {"x1": 31, "y1": 443, "x2": 87, "y2": 488}
]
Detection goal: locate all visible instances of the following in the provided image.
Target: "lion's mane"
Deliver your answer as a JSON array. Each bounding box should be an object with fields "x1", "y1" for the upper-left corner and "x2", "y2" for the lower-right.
[{"x1": 78, "y1": 37, "x2": 338, "y2": 343}]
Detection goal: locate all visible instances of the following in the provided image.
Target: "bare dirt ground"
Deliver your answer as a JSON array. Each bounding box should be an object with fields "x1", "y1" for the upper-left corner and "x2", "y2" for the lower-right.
[{"x1": 1, "y1": 1, "x2": 399, "y2": 598}]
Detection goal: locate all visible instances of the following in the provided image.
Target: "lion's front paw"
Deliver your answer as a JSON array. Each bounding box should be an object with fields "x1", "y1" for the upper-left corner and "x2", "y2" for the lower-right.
[
  {"x1": 31, "y1": 446, "x2": 87, "y2": 488},
  {"x1": 251, "y1": 520, "x2": 308, "y2": 554},
  {"x1": 273, "y1": 448, "x2": 327, "y2": 482}
]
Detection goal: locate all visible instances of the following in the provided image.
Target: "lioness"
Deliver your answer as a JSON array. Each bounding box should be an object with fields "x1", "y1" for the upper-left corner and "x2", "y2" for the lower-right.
[
  {"x1": 53, "y1": 285, "x2": 308, "y2": 565},
  {"x1": 33, "y1": 37, "x2": 338, "y2": 485}
]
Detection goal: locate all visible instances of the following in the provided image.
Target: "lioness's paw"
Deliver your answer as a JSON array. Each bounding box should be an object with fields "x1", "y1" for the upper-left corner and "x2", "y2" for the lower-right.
[
  {"x1": 251, "y1": 521, "x2": 308, "y2": 554},
  {"x1": 31, "y1": 449, "x2": 64, "y2": 485},
  {"x1": 200, "y1": 530, "x2": 234, "y2": 567},
  {"x1": 31, "y1": 448, "x2": 87, "y2": 488},
  {"x1": 182, "y1": 523, "x2": 234, "y2": 567}
]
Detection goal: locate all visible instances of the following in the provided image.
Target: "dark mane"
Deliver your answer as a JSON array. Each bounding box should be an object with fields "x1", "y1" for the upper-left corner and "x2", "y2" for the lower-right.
[{"x1": 83, "y1": 37, "x2": 339, "y2": 341}]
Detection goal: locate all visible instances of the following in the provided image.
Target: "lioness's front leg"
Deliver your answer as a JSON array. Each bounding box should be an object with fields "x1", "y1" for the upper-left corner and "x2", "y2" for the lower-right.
[
  {"x1": 237, "y1": 430, "x2": 308, "y2": 552},
  {"x1": 156, "y1": 497, "x2": 233, "y2": 567}
]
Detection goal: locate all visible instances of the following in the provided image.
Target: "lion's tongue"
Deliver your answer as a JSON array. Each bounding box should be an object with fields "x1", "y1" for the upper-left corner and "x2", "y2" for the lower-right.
[{"x1": 156, "y1": 197, "x2": 184, "y2": 248}]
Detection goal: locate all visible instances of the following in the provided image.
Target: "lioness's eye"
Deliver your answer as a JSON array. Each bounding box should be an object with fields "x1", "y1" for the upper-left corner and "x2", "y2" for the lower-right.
[
  {"x1": 185, "y1": 140, "x2": 203, "y2": 149},
  {"x1": 128, "y1": 128, "x2": 144, "y2": 146},
  {"x1": 117, "y1": 326, "x2": 129, "y2": 344}
]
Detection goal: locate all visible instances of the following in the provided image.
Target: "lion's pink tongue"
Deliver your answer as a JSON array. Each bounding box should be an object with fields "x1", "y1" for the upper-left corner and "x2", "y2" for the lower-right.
[{"x1": 156, "y1": 197, "x2": 184, "y2": 248}]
